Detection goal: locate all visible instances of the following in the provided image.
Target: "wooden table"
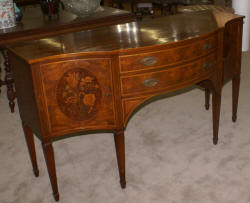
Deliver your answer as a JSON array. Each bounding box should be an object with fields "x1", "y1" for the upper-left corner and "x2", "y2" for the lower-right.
[
  {"x1": 6, "y1": 10, "x2": 243, "y2": 201},
  {"x1": 0, "y1": 6, "x2": 134, "y2": 112}
]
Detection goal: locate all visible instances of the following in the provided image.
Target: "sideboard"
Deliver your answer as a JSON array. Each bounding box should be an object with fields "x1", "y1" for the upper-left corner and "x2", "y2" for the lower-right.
[{"x1": 6, "y1": 10, "x2": 242, "y2": 201}]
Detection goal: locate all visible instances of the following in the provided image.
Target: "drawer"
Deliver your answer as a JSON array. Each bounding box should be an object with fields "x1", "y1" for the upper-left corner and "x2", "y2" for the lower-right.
[
  {"x1": 121, "y1": 53, "x2": 216, "y2": 96},
  {"x1": 119, "y1": 35, "x2": 217, "y2": 73}
]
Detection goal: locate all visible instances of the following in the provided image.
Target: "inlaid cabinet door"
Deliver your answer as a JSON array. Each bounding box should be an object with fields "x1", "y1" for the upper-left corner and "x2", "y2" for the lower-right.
[{"x1": 38, "y1": 58, "x2": 116, "y2": 137}]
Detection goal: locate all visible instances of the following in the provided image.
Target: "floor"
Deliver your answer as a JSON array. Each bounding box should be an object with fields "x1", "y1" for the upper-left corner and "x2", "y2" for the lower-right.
[{"x1": 0, "y1": 48, "x2": 250, "y2": 202}]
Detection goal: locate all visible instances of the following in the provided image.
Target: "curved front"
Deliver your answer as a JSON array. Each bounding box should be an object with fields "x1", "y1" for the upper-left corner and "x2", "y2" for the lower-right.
[{"x1": 118, "y1": 31, "x2": 221, "y2": 127}]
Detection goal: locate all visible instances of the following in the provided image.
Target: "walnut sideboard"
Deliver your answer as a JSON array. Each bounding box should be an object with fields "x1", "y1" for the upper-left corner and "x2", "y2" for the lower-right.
[{"x1": 7, "y1": 11, "x2": 241, "y2": 201}]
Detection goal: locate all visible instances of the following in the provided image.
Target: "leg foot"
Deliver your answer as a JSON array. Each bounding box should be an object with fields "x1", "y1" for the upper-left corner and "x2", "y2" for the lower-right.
[
  {"x1": 53, "y1": 192, "x2": 60, "y2": 201},
  {"x1": 232, "y1": 115, "x2": 237, "y2": 122},
  {"x1": 23, "y1": 124, "x2": 39, "y2": 177},
  {"x1": 120, "y1": 180, "x2": 126, "y2": 189},
  {"x1": 34, "y1": 169, "x2": 39, "y2": 177},
  {"x1": 213, "y1": 136, "x2": 218, "y2": 145},
  {"x1": 114, "y1": 130, "x2": 126, "y2": 189},
  {"x1": 42, "y1": 141, "x2": 59, "y2": 201}
]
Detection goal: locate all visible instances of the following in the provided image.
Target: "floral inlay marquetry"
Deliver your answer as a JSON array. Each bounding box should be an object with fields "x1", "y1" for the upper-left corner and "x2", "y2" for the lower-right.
[{"x1": 57, "y1": 68, "x2": 101, "y2": 120}]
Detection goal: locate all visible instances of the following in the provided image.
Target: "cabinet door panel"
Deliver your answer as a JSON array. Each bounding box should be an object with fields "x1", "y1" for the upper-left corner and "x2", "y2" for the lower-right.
[{"x1": 39, "y1": 58, "x2": 116, "y2": 137}]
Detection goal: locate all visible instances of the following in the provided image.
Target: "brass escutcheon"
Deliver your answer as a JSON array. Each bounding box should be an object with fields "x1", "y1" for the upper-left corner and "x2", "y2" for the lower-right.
[
  {"x1": 203, "y1": 42, "x2": 212, "y2": 51},
  {"x1": 140, "y1": 56, "x2": 158, "y2": 66},
  {"x1": 203, "y1": 60, "x2": 211, "y2": 70},
  {"x1": 142, "y1": 78, "x2": 159, "y2": 87}
]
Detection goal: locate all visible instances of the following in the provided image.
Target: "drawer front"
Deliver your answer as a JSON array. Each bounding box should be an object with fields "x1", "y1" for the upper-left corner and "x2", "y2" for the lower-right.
[
  {"x1": 39, "y1": 58, "x2": 116, "y2": 136},
  {"x1": 119, "y1": 35, "x2": 216, "y2": 73},
  {"x1": 121, "y1": 53, "x2": 216, "y2": 96}
]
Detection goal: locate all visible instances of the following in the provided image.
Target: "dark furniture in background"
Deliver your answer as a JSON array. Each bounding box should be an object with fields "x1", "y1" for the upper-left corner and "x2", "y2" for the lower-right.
[
  {"x1": 0, "y1": 6, "x2": 134, "y2": 112},
  {"x1": 111, "y1": 0, "x2": 214, "y2": 14},
  {"x1": 6, "y1": 10, "x2": 242, "y2": 201},
  {"x1": 14, "y1": 0, "x2": 39, "y2": 6}
]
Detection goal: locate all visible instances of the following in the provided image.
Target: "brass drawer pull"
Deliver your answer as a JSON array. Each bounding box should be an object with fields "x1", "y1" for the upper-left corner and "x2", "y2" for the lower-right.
[
  {"x1": 203, "y1": 42, "x2": 212, "y2": 51},
  {"x1": 140, "y1": 56, "x2": 158, "y2": 66},
  {"x1": 142, "y1": 78, "x2": 159, "y2": 87},
  {"x1": 203, "y1": 60, "x2": 211, "y2": 70}
]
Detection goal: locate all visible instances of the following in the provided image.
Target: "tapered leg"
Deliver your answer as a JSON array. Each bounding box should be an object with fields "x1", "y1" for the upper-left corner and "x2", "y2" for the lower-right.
[
  {"x1": 114, "y1": 130, "x2": 126, "y2": 189},
  {"x1": 2, "y1": 49, "x2": 15, "y2": 113},
  {"x1": 42, "y1": 142, "x2": 59, "y2": 201},
  {"x1": 205, "y1": 88, "x2": 210, "y2": 110},
  {"x1": 232, "y1": 75, "x2": 240, "y2": 122},
  {"x1": 23, "y1": 124, "x2": 39, "y2": 177},
  {"x1": 212, "y1": 91, "x2": 221, "y2": 145}
]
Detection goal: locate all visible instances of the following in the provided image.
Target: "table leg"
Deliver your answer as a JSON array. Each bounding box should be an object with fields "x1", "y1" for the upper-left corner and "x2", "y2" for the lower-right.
[
  {"x1": 212, "y1": 88, "x2": 221, "y2": 145},
  {"x1": 232, "y1": 75, "x2": 240, "y2": 122},
  {"x1": 114, "y1": 130, "x2": 126, "y2": 189},
  {"x1": 204, "y1": 78, "x2": 221, "y2": 145},
  {"x1": 42, "y1": 141, "x2": 59, "y2": 201},
  {"x1": 23, "y1": 123, "x2": 39, "y2": 177},
  {"x1": 2, "y1": 49, "x2": 16, "y2": 113}
]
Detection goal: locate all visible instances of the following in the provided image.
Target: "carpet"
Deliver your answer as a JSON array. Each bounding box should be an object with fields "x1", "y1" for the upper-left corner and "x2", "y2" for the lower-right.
[{"x1": 0, "y1": 51, "x2": 250, "y2": 203}]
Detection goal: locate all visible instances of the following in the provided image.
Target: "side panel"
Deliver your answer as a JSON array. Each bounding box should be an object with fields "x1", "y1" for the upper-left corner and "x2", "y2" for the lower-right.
[
  {"x1": 8, "y1": 52, "x2": 42, "y2": 138},
  {"x1": 223, "y1": 18, "x2": 243, "y2": 82}
]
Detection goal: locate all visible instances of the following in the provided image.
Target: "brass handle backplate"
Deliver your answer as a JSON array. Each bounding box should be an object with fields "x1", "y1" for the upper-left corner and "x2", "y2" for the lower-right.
[
  {"x1": 203, "y1": 60, "x2": 211, "y2": 70},
  {"x1": 203, "y1": 42, "x2": 212, "y2": 51},
  {"x1": 141, "y1": 56, "x2": 158, "y2": 66},
  {"x1": 142, "y1": 78, "x2": 159, "y2": 87}
]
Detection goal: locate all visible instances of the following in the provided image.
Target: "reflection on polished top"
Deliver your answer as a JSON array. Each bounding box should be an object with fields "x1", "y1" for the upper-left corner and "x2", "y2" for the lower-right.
[
  {"x1": 8, "y1": 10, "x2": 238, "y2": 63},
  {"x1": 0, "y1": 7, "x2": 77, "y2": 35},
  {"x1": 0, "y1": 6, "x2": 131, "y2": 36},
  {"x1": 0, "y1": 6, "x2": 134, "y2": 46}
]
